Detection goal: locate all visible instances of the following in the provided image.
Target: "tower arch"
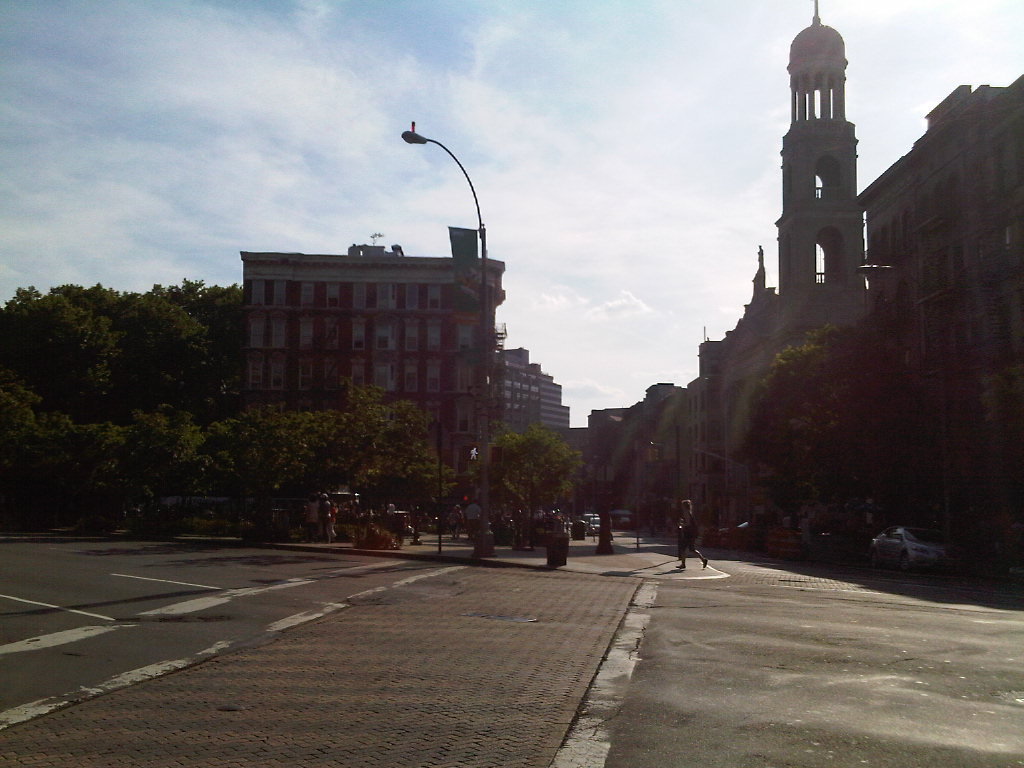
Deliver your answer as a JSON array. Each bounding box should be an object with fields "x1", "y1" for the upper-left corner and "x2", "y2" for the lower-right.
[{"x1": 776, "y1": 6, "x2": 864, "y2": 330}]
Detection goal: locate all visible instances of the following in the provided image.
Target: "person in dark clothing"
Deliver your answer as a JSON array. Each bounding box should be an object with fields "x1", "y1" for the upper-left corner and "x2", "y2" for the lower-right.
[{"x1": 678, "y1": 499, "x2": 708, "y2": 570}]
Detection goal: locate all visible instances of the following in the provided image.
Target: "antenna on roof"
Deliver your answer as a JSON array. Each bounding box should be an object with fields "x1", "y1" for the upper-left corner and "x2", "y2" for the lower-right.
[{"x1": 813, "y1": 0, "x2": 821, "y2": 25}]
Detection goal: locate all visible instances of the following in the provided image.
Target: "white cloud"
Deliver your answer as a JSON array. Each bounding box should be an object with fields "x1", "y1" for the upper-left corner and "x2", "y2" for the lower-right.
[{"x1": 2, "y1": 0, "x2": 1021, "y2": 426}]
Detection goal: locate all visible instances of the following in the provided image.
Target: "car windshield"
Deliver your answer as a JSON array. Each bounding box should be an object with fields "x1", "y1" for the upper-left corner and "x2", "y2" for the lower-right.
[{"x1": 905, "y1": 528, "x2": 944, "y2": 544}]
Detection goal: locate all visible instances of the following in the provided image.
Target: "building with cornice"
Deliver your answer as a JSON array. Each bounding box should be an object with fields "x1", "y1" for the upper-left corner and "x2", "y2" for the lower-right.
[
  {"x1": 685, "y1": 8, "x2": 866, "y2": 526},
  {"x1": 240, "y1": 243, "x2": 504, "y2": 476}
]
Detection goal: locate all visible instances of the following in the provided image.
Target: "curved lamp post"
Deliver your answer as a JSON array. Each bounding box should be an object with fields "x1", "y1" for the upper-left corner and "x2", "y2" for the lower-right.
[{"x1": 402, "y1": 124, "x2": 494, "y2": 558}]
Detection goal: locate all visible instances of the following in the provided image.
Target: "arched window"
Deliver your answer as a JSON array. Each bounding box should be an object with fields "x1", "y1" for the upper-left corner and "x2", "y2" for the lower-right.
[
  {"x1": 814, "y1": 156, "x2": 842, "y2": 200},
  {"x1": 816, "y1": 226, "x2": 844, "y2": 284}
]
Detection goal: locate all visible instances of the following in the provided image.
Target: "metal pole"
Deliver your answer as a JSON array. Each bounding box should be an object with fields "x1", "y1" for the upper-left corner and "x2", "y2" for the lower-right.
[
  {"x1": 435, "y1": 420, "x2": 443, "y2": 554},
  {"x1": 401, "y1": 126, "x2": 493, "y2": 557}
]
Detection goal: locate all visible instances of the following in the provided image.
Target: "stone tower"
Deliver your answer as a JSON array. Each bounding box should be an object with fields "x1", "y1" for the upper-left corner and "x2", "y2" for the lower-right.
[{"x1": 776, "y1": 4, "x2": 864, "y2": 338}]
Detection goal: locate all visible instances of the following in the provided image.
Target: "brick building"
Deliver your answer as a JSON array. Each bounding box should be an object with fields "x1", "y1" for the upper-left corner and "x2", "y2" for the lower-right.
[
  {"x1": 500, "y1": 347, "x2": 570, "y2": 434},
  {"x1": 241, "y1": 243, "x2": 504, "y2": 474},
  {"x1": 859, "y1": 75, "x2": 1024, "y2": 527}
]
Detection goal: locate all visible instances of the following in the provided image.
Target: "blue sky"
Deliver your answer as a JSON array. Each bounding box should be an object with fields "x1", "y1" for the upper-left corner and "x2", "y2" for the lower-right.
[{"x1": 2, "y1": 0, "x2": 1021, "y2": 425}]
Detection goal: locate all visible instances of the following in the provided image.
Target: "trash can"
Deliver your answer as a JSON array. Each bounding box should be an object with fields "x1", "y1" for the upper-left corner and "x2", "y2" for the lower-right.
[
  {"x1": 546, "y1": 532, "x2": 569, "y2": 568},
  {"x1": 570, "y1": 520, "x2": 587, "y2": 541}
]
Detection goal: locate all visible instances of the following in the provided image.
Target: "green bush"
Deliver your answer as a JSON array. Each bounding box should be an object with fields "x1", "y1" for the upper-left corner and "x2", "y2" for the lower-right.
[{"x1": 353, "y1": 523, "x2": 397, "y2": 550}]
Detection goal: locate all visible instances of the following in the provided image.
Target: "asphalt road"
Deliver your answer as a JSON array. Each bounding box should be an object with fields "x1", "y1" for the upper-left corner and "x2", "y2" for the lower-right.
[
  {"x1": 3, "y1": 539, "x2": 1023, "y2": 767},
  {"x1": 596, "y1": 558, "x2": 1024, "y2": 767},
  {"x1": 0, "y1": 538, "x2": 436, "y2": 722}
]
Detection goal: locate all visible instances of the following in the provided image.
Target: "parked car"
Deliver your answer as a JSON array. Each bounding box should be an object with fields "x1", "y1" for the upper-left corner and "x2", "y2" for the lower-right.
[
  {"x1": 581, "y1": 513, "x2": 601, "y2": 535},
  {"x1": 609, "y1": 510, "x2": 635, "y2": 529},
  {"x1": 869, "y1": 526, "x2": 958, "y2": 571}
]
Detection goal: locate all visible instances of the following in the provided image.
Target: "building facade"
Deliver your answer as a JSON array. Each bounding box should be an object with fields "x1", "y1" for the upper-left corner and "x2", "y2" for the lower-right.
[
  {"x1": 499, "y1": 347, "x2": 570, "y2": 434},
  {"x1": 684, "y1": 9, "x2": 866, "y2": 529},
  {"x1": 859, "y1": 75, "x2": 1024, "y2": 527},
  {"x1": 240, "y1": 244, "x2": 505, "y2": 476}
]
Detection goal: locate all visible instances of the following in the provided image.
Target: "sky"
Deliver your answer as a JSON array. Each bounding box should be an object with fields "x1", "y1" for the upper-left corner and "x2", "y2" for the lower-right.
[{"x1": 2, "y1": 0, "x2": 1021, "y2": 426}]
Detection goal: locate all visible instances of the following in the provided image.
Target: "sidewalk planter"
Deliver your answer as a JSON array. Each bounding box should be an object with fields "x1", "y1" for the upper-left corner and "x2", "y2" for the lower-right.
[
  {"x1": 570, "y1": 520, "x2": 587, "y2": 541},
  {"x1": 546, "y1": 533, "x2": 569, "y2": 568},
  {"x1": 766, "y1": 527, "x2": 805, "y2": 560}
]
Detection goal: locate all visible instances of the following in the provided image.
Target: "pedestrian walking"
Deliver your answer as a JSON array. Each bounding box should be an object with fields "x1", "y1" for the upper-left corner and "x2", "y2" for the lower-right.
[
  {"x1": 304, "y1": 494, "x2": 320, "y2": 542},
  {"x1": 464, "y1": 500, "x2": 481, "y2": 541},
  {"x1": 678, "y1": 499, "x2": 708, "y2": 570},
  {"x1": 448, "y1": 506, "x2": 463, "y2": 540},
  {"x1": 318, "y1": 493, "x2": 335, "y2": 544}
]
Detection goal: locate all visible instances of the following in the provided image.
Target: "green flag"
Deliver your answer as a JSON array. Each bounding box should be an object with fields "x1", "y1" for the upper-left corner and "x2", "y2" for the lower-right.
[{"x1": 449, "y1": 226, "x2": 480, "y2": 315}]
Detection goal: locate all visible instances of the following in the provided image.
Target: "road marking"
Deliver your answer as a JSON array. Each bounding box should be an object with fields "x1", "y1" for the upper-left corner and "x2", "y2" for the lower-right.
[
  {"x1": 0, "y1": 593, "x2": 115, "y2": 621},
  {"x1": 110, "y1": 573, "x2": 222, "y2": 590},
  {"x1": 0, "y1": 563, "x2": 464, "y2": 730},
  {"x1": 552, "y1": 581, "x2": 657, "y2": 768},
  {"x1": 0, "y1": 625, "x2": 130, "y2": 657},
  {"x1": 266, "y1": 603, "x2": 349, "y2": 632},
  {"x1": 347, "y1": 565, "x2": 465, "y2": 600},
  {"x1": 137, "y1": 578, "x2": 315, "y2": 616},
  {"x1": 0, "y1": 640, "x2": 227, "y2": 730},
  {"x1": 268, "y1": 567, "x2": 464, "y2": 630}
]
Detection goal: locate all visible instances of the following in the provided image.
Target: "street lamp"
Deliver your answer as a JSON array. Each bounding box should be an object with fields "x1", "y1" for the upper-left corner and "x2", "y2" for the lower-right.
[{"x1": 402, "y1": 123, "x2": 494, "y2": 558}]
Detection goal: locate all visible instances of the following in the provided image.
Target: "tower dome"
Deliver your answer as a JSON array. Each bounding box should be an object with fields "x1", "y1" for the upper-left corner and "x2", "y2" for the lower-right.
[{"x1": 789, "y1": 16, "x2": 846, "y2": 74}]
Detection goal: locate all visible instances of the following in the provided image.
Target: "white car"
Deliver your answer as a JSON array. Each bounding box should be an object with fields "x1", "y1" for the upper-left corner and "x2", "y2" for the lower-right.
[{"x1": 869, "y1": 526, "x2": 957, "y2": 571}]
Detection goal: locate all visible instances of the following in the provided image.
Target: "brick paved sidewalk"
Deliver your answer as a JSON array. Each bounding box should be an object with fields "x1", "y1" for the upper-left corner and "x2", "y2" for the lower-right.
[
  {"x1": 271, "y1": 532, "x2": 728, "y2": 581},
  {"x1": 0, "y1": 568, "x2": 639, "y2": 768}
]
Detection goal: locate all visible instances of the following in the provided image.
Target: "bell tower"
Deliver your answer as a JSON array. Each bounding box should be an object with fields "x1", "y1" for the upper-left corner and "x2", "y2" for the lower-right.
[{"x1": 776, "y1": 3, "x2": 864, "y2": 336}]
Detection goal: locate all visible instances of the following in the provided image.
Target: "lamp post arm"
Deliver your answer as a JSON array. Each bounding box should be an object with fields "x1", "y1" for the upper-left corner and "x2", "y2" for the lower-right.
[{"x1": 423, "y1": 138, "x2": 483, "y2": 232}]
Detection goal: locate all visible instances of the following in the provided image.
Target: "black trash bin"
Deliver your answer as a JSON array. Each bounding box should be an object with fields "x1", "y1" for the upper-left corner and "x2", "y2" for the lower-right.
[
  {"x1": 546, "y1": 532, "x2": 569, "y2": 568},
  {"x1": 570, "y1": 520, "x2": 586, "y2": 541}
]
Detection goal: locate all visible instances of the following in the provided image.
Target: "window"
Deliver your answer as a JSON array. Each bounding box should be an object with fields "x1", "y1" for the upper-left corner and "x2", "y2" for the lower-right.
[
  {"x1": 324, "y1": 358, "x2": 338, "y2": 390},
  {"x1": 352, "y1": 318, "x2": 366, "y2": 350},
  {"x1": 298, "y1": 360, "x2": 313, "y2": 390},
  {"x1": 379, "y1": 283, "x2": 397, "y2": 309},
  {"x1": 269, "y1": 358, "x2": 285, "y2": 390},
  {"x1": 374, "y1": 363, "x2": 396, "y2": 391},
  {"x1": 270, "y1": 317, "x2": 286, "y2": 348},
  {"x1": 248, "y1": 316, "x2": 265, "y2": 348},
  {"x1": 326, "y1": 283, "x2": 340, "y2": 307},
  {"x1": 272, "y1": 280, "x2": 286, "y2": 306},
  {"x1": 351, "y1": 359, "x2": 365, "y2": 387},
  {"x1": 404, "y1": 319, "x2": 419, "y2": 351},
  {"x1": 375, "y1": 320, "x2": 395, "y2": 350},
  {"x1": 250, "y1": 280, "x2": 266, "y2": 305},
  {"x1": 457, "y1": 363, "x2": 473, "y2": 392},
  {"x1": 247, "y1": 357, "x2": 263, "y2": 389},
  {"x1": 405, "y1": 283, "x2": 419, "y2": 309},
  {"x1": 299, "y1": 318, "x2": 314, "y2": 348},
  {"x1": 427, "y1": 361, "x2": 440, "y2": 392},
  {"x1": 816, "y1": 245, "x2": 826, "y2": 284},
  {"x1": 404, "y1": 361, "x2": 418, "y2": 392},
  {"x1": 324, "y1": 317, "x2": 338, "y2": 349},
  {"x1": 353, "y1": 283, "x2": 366, "y2": 310},
  {"x1": 300, "y1": 282, "x2": 315, "y2": 306},
  {"x1": 427, "y1": 322, "x2": 441, "y2": 351},
  {"x1": 457, "y1": 324, "x2": 474, "y2": 351},
  {"x1": 456, "y1": 401, "x2": 472, "y2": 433},
  {"x1": 427, "y1": 284, "x2": 441, "y2": 309}
]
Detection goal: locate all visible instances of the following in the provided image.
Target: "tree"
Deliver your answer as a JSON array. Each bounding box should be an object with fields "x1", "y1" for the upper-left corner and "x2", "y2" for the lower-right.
[
  {"x1": 121, "y1": 407, "x2": 207, "y2": 504},
  {"x1": 742, "y1": 322, "x2": 932, "y2": 513},
  {"x1": 0, "y1": 282, "x2": 244, "y2": 426},
  {"x1": 0, "y1": 287, "x2": 118, "y2": 422},
  {"x1": 301, "y1": 386, "x2": 439, "y2": 508},
  {"x1": 204, "y1": 407, "x2": 314, "y2": 524},
  {"x1": 491, "y1": 424, "x2": 581, "y2": 515}
]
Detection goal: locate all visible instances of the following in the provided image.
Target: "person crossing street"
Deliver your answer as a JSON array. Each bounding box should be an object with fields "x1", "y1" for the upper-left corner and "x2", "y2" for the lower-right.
[{"x1": 677, "y1": 499, "x2": 708, "y2": 570}]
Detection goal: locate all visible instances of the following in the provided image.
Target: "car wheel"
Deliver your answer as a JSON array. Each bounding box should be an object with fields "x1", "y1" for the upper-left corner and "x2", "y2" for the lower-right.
[{"x1": 899, "y1": 551, "x2": 911, "y2": 572}]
